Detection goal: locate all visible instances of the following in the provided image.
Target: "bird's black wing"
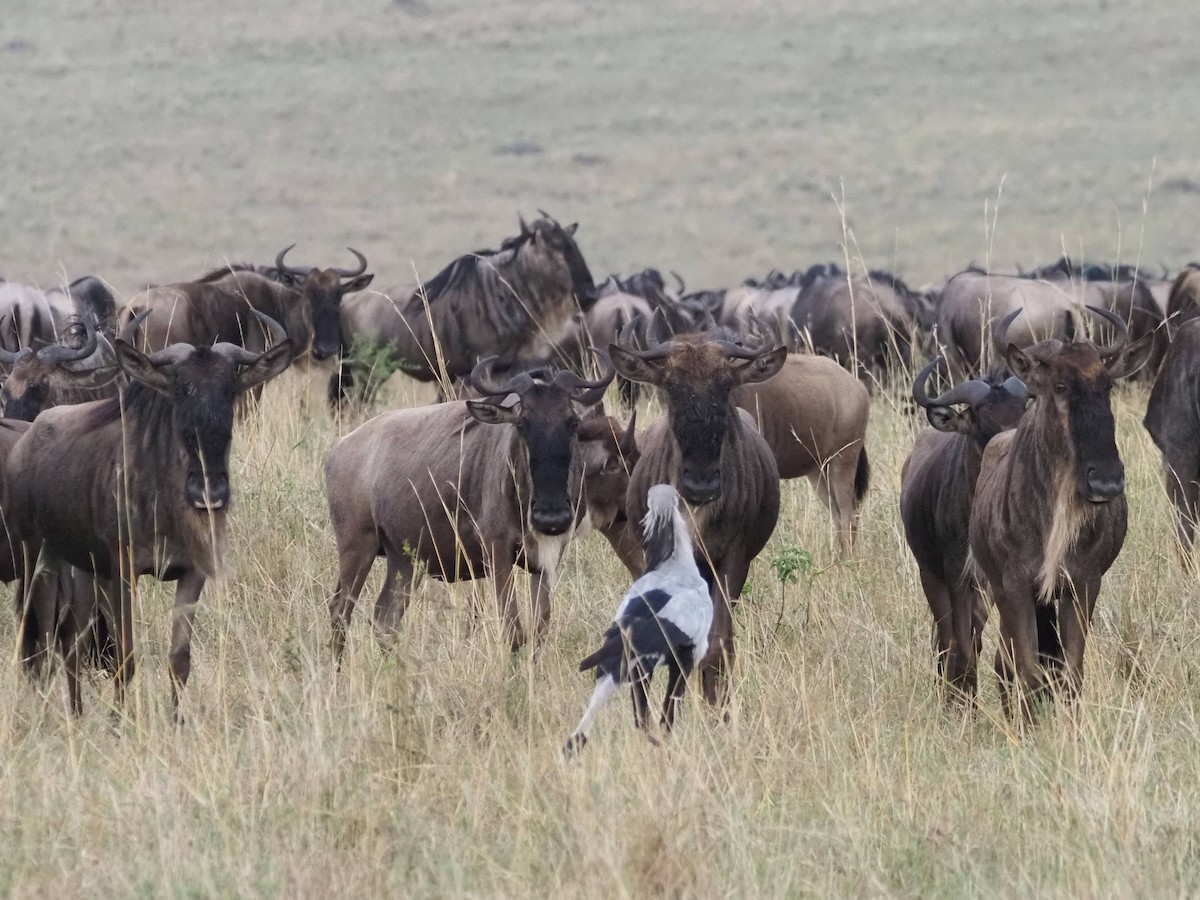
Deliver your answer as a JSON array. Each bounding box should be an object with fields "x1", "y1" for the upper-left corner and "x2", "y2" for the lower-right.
[{"x1": 579, "y1": 589, "x2": 694, "y2": 681}]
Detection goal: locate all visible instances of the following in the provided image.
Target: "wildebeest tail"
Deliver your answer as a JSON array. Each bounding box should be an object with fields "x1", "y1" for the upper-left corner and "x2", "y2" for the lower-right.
[{"x1": 854, "y1": 446, "x2": 871, "y2": 503}]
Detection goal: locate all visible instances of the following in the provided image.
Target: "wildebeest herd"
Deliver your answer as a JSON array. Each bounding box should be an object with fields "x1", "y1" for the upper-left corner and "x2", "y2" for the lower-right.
[{"x1": 3, "y1": 213, "x2": 1199, "y2": 741}]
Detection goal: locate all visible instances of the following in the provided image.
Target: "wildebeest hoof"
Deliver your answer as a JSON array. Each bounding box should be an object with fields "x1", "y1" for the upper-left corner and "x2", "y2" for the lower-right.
[{"x1": 563, "y1": 733, "x2": 587, "y2": 756}]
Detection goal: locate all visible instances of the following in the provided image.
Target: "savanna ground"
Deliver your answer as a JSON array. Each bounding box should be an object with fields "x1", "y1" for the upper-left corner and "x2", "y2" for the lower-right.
[{"x1": 2, "y1": 0, "x2": 1200, "y2": 896}]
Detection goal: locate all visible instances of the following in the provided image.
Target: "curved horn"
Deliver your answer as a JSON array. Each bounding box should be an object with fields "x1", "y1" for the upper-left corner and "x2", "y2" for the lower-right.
[
  {"x1": 1001, "y1": 375, "x2": 1029, "y2": 401},
  {"x1": 251, "y1": 309, "x2": 288, "y2": 348},
  {"x1": 992, "y1": 307, "x2": 1023, "y2": 351},
  {"x1": 912, "y1": 357, "x2": 993, "y2": 408},
  {"x1": 537, "y1": 208, "x2": 554, "y2": 223},
  {"x1": 1085, "y1": 304, "x2": 1129, "y2": 361},
  {"x1": 39, "y1": 315, "x2": 99, "y2": 365},
  {"x1": 332, "y1": 247, "x2": 368, "y2": 279},
  {"x1": 0, "y1": 345, "x2": 32, "y2": 366},
  {"x1": 468, "y1": 356, "x2": 535, "y2": 397},
  {"x1": 118, "y1": 309, "x2": 153, "y2": 344},
  {"x1": 712, "y1": 339, "x2": 762, "y2": 361},
  {"x1": 275, "y1": 243, "x2": 307, "y2": 278},
  {"x1": 212, "y1": 310, "x2": 292, "y2": 366},
  {"x1": 557, "y1": 349, "x2": 616, "y2": 404},
  {"x1": 670, "y1": 270, "x2": 686, "y2": 294}
]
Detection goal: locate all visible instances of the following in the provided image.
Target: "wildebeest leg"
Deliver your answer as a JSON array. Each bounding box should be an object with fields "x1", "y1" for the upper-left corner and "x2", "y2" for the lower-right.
[
  {"x1": 168, "y1": 569, "x2": 206, "y2": 723},
  {"x1": 329, "y1": 543, "x2": 377, "y2": 664},
  {"x1": 1057, "y1": 581, "x2": 1099, "y2": 703},
  {"x1": 994, "y1": 585, "x2": 1042, "y2": 721},
  {"x1": 809, "y1": 469, "x2": 850, "y2": 557},
  {"x1": 494, "y1": 565, "x2": 526, "y2": 651},
  {"x1": 371, "y1": 548, "x2": 415, "y2": 651},
  {"x1": 660, "y1": 658, "x2": 689, "y2": 731},
  {"x1": 529, "y1": 571, "x2": 554, "y2": 644},
  {"x1": 700, "y1": 559, "x2": 747, "y2": 709},
  {"x1": 1162, "y1": 453, "x2": 1200, "y2": 565},
  {"x1": 919, "y1": 568, "x2": 954, "y2": 686},
  {"x1": 822, "y1": 454, "x2": 859, "y2": 555}
]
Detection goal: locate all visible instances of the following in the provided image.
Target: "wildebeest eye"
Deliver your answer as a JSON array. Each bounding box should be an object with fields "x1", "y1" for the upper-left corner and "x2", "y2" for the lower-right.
[{"x1": 1055, "y1": 383, "x2": 1067, "y2": 394}]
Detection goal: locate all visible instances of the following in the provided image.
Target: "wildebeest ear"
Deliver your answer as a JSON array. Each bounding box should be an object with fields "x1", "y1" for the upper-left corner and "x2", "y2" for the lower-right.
[
  {"x1": 731, "y1": 346, "x2": 787, "y2": 386},
  {"x1": 466, "y1": 398, "x2": 520, "y2": 425},
  {"x1": 1004, "y1": 344, "x2": 1039, "y2": 389},
  {"x1": 341, "y1": 273, "x2": 374, "y2": 294},
  {"x1": 235, "y1": 340, "x2": 294, "y2": 394},
  {"x1": 1106, "y1": 332, "x2": 1156, "y2": 381},
  {"x1": 608, "y1": 344, "x2": 666, "y2": 385},
  {"x1": 115, "y1": 341, "x2": 173, "y2": 396},
  {"x1": 927, "y1": 406, "x2": 965, "y2": 434},
  {"x1": 564, "y1": 223, "x2": 578, "y2": 236}
]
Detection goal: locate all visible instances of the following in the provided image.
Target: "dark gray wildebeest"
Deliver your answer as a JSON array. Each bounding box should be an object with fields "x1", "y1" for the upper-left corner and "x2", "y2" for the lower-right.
[
  {"x1": 731, "y1": 320, "x2": 871, "y2": 555},
  {"x1": 6, "y1": 311, "x2": 293, "y2": 716},
  {"x1": 119, "y1": 246, "x2": 372, "y2": 363},
  {"x1": 1166, "y1": 264, "x2": 1200, "y2": 333},
  {"x1": 324, "y1": 356, "x2": 624, "y2": 659},
  {"x1": 333, "y1": 214, "x2": 598, "y2": 403},
  {"x1": 1024, "y1": 257, "x2": 1166, "y2": 378},
  {"x1": 0, "y1": 313, "x2": 139, "y2": 421},
  {"x1": 609, "y1": 328, "x2": 784, "y2": 707},
  {"x1": 969, "y1": 306, "x2": 1132, "y2": 720},
  {"x1": 900, "y1": 358, "x2": 1028, "y2": 701},
  {"x1": 0, "y1": 275, "x2": 116, "y2": 353},
  {"x1": 1143, "y1": 317, "x2": 1200, "y2": 563},
  {"x1": 788, "y1": 265, "x2": 921, "y2": 386}
]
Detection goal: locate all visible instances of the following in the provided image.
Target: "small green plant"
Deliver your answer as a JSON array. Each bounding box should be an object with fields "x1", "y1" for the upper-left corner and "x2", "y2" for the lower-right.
[
  {"x1": 340, "y1": 337, "x2": 412, "y2": 409},
  {"x1": 770, "y1": 544, "x2": 815, "y2": 633}
]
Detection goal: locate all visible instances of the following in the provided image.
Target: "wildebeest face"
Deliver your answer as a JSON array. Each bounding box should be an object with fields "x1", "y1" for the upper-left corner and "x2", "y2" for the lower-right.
[
  {"x1": 610, "y1": 338, "x2": 786, "y2": 504},
  {"x1": 576, "y1": 413, "x2": 639, "y2": 521},
  {"x1": 522, "y1": 217, "x2": 597, "y2": 309},
  {"x1": 115, "y1": 335, "x2": 293, "y2": 511},
  {"x1": 1007, "y1": 342, "x2": 1124, "y2": 503},
  {"x1": 298, "y1": 269, "x2": 373, "y2": 361},
  {"x1": 926, "y1": 375, "x2": 1028, "y2": 448},
  {"x1": 468, "y1": 384, "x2": 585, "y2": 536}
]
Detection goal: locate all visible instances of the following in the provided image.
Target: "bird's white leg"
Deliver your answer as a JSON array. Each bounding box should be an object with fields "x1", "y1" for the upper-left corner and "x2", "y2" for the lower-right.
[{"x1": 566, "y1": 674, "x2": 620, "y2": 753}]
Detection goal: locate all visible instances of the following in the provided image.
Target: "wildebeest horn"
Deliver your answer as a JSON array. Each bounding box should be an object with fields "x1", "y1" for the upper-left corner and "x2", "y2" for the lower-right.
[
  {"x1": 537, "y1": 208, "x2": 554, "y2": 223},
  {"x1": 992, "y1": 308, "x2": 1022, "y2": 351},
  {"x1": 1085, "y1": 304, "x2": 1129, "y2": 362},
  {"x1": 275, "y1": 243, "x2": 308, "y2": 278},
  {"x1": 0, "y1": 344, "x2": 32, "y2": 366},
  {"x1": 332, "y1": 247, "x2": 368, "y2": 278},
  {"x1": 118, "y1": 309, "x2": 153, "y2": 344},
  {"x1": 1001, "y1": 375, "x2": 1029, "y2": 400},
  {"x1": 670, "y1": 271, "x2": 686, "y2": 294},
  {"x1": 557, "y1": 349, "x2": 616, "y2": 405},
  {"x1": 712, "y1": 339, "x2": 763, "y2": 361},
  {"x1": 39, "y1": 315, "x2": 99, "y2": 365},
  {"x1": 469, "y1": 356, "x2": 535, "y2": 398},
  {"x1": 213, "y1": 311, "x2": 291, "y2": 366},
  {"x1": 912, "y1": 357, "x2": 993, "y2": 409},
  {"x1": 518, "y1": 215, "x2": 531, "y2": 236}
]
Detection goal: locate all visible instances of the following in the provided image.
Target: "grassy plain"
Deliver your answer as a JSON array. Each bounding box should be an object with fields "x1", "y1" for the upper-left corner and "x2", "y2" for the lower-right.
[{"x1": 2, "y1": 0, "x2": 1200, "y2": 896}]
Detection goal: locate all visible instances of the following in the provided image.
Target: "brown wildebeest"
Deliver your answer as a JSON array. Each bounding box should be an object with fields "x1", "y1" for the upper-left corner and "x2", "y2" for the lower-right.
[
  {"x1": 324, "y1": 356, "x2": 621, "y2": 658},
  {"x1": 6, "y1": 311, "x2": 293, "y2": 716},
  {"x1": 119, "y1": 246, "x2": 372, "y2": 362},
  {"x1": 900, "y1": 358, "x2": 1028, "y2": 701},
  {"x1": 734, "y1": 350, "x2": 870, "y2": 555},
  {"x1": 334, "y1": 214, "x2": 598, "y2": 402},
  {"x1": 1143, "y1": 317, "x2": 1200, "y2": 562},
  {"x1": 609, "y1": 328, "x2": 784, "y2": 707},
  {"x1": 969, "y1": 305, "x2": 1131, "y2": 719}
]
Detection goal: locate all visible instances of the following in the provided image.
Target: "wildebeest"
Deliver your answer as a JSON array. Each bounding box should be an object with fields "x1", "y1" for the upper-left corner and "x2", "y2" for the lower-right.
[
  {"x1": 969, "y1": 306, "x2": 1131, "y2": 719},
  {"x1": 0, "y1": 314, "x2": 124, "y2": 421},
  {"x1": 0, "y1": 275, "x2": 116, "y2": 353},
  {"x1": 609, "y1": 329, "x2": 784, "y2": 706},
  {"x1": 1143, "y1": 317, "x2": 1200, "y2": 561},
  {"x1": 1166, "y1": 264, "x2": 1200, "y2": 332},
  {"x1": 789, "y1": 266, "x2": 920, "y2": 385},
  {"x1": 6, "y1": 311, "x2": 294, "y2": 715},
  {"x1": 335, "y1": 214, "x2": 598, "y2": 401},
  {"x1": 119, "y1": 246, "x2": 372, "y2": 362},
  {"x1": 324, "y1": 356, "x2": 620, "y2": 658},
  {"x1": 900, "y1": 358, "x2": 1027, "y2": 700},
  {"x1": 938, "y1": 266, "x2": 1160, "y2": 380},
  {"x1": 733, "y1": 350, "x2": 871, "y2": 555}
]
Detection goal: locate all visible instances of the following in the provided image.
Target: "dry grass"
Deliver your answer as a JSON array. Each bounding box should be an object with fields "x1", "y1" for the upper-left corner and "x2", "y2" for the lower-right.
[
  {"x1": 4, "y1": 0, "x2": 1200, "y2": 894},
  {"x1": 0, "y1": 368, "x2": 1197, "y2": 897}
]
